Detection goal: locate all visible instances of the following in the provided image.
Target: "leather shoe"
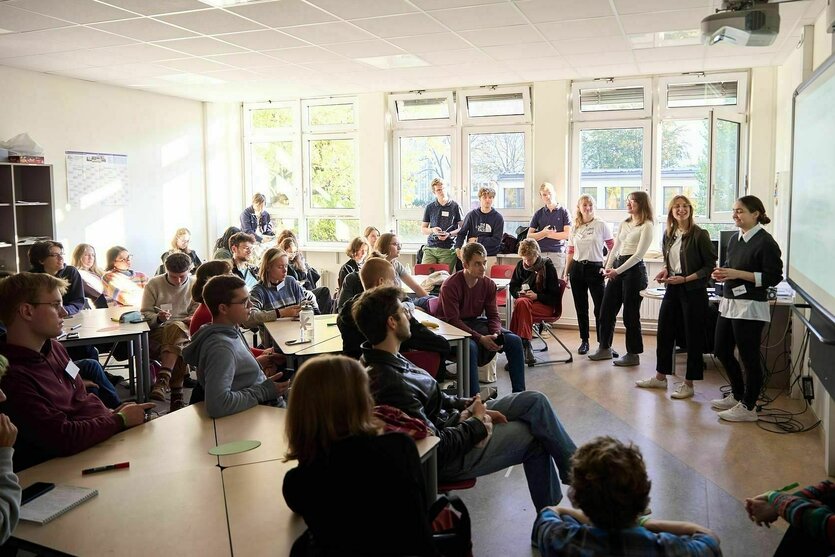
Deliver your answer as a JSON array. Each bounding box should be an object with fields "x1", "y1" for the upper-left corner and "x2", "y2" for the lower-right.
[{"x1": 577, "y1": 341, "x2": 589, "y2": 355}]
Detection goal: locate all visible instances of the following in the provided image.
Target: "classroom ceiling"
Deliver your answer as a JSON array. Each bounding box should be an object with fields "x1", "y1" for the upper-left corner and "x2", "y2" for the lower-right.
[{"x1": 0, "y1": 0, "x2": 825, "y2": 102}]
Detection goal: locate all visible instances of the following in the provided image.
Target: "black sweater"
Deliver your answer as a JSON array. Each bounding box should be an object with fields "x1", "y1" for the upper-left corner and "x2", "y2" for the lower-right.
[
  {"x1": 722, "y1": 227, "x2": 783, "y2": 302},
  {"x1": 661, "y1": 225, "x2": 717, "y2": 291},
  {"x1": 508, "y1": 257, "x2": 560, "y2": 308}
]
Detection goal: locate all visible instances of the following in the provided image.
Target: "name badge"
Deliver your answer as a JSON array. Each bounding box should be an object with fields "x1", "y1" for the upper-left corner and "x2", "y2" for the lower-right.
[
  {"x1": 732, "y1": 285, "x2": 747, "y2": 296},
  {"x1": 441, "y1": 211, "x2": 449, "y2": 217},
  {"x1": 65, "y1": 360, "x2": 80, "y2": 379}
]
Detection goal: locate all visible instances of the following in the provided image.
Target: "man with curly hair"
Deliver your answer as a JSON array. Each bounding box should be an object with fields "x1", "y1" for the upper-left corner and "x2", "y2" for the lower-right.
[{"x1": 535, "y1": 436, "x2": 722, "y2": 556}]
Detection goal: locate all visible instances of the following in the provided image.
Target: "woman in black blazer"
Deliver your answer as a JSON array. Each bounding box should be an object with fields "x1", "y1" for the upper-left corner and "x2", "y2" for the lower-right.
[{"x1": 636, "y1": 195, "x2": 716, "y2": 399}]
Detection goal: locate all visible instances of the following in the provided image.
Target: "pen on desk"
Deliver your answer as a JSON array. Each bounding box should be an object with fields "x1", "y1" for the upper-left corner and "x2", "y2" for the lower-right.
[
  {"x1": 69, "y1": 324, "x2": 81, "y2": 331},
  {"x1": 82, "y1": 462, "x2": 130, "y2": 475},
  {"x1": 776, "y1": 482, "x2": 799, "y2": 493}
]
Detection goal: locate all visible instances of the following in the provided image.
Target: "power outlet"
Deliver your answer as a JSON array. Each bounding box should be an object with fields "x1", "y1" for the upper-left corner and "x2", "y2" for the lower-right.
[{"x1": 802, "y1": 376, "x2": 815, "y2": 402}]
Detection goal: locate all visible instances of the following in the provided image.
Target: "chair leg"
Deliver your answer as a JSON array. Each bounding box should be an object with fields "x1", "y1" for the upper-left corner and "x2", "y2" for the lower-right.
[{"x1": 531, "y1": 323, "x2": 573, "y2": 365}]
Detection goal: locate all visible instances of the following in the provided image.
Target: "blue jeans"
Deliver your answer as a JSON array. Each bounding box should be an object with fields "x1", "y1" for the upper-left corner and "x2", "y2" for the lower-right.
[
  {"x1": 467, "y1": 330, "x2": 526, "y2": 396},
  {"x1": 439, "y1": 391, "x2": 577, "y2": 510},
  {"x1": 77, "y1": 359, "x2": 121, "y2": 409}
]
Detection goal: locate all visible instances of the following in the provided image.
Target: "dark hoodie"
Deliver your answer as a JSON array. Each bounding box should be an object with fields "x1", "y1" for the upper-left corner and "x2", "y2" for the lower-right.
[
  {"x1": 454, "y1": 207, "x2": 505, "y2": 256},
  {"x1": 182, "y1": 323, "x2": 277, "y2": 418},
  {"x1": 0, "y1": 339, "x2": 121, "y2": 471}
]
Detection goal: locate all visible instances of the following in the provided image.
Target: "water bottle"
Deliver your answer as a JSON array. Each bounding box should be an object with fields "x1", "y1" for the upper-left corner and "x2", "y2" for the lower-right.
[{"x1": 299, "y1": 301, "x2": 314, "y2": 342}]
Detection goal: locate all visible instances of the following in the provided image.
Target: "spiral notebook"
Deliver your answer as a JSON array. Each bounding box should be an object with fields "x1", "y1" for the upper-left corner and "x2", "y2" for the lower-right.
[{"x1": 20, "y1": 485, "x2": 98, "y2": 525}]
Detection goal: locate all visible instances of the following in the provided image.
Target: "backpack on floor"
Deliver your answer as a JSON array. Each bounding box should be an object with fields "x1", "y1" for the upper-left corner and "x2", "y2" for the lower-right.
[{"x1": 430, "y1": 494, "x2": 473, "y2": 557}]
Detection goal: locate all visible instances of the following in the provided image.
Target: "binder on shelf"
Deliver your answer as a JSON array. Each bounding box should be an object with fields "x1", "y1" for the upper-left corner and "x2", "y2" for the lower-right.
[{"x1": 20, "y1": 485, "x2": 98, "y2": 525}]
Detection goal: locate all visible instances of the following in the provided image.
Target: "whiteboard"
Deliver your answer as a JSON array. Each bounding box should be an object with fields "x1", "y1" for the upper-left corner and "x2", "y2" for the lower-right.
[{"x1": 65, "y1": 151, "x2": 129, "y2": 208}]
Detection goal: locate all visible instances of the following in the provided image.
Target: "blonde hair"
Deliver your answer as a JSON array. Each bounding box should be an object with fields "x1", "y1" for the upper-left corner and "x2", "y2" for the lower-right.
[
  {"x1": 252, "y1": 193, "x2": 266, "y2": 207},
  {"x1": 478, "y1": 186, "x2": 496, "y2": 199},
  {"x1": 0, "y1": 272, "x2": 69, "y2": 326},
  {"x1": 278, "y1": 237, "x2": 298, "y2": 253},
  {"x1": 257, "y1": 248, "x2": 288, "y2": 284},
  {"x1": 374, "y1": 233, "x2": 398, "y2": 260},
  {"x1": 665, "y1": 195, "x2": 694, "y2": 238},
  {"x1": 574, "y1": 194, "x2": 595, "y2": 225},
  {"x1": 345, "y1": 236, "x2": 369, "y2": 258},
  {"x1": 430, "y1": 178, "x2": 445, "y2": 192},
  {"x1": 284, "y1": 356, "x2": 379, "y2": 464},
  {"x1": 518, "y1": 238, "x2": 541, "y2": 258},
  {"x1": 71, "y1": 243, "x2": 103, "y2": 277},
  {"x1": 170, "y1": 227, "x2": 192, "y2": 252},
  {"x1": 539, "y1": 182, "x2": 557, "y2": 195}
]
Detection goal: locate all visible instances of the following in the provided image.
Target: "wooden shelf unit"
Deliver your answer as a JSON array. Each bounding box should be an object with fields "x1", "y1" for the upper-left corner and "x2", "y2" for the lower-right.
[{"x1": 0, "y1": 163, "x2": 55, "y2": 273}]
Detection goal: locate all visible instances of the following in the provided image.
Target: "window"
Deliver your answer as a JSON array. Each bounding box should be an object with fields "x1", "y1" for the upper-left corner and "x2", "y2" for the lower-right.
[
  {"x1": 244, "y1": 98, "x2": 359, "y2": 246},
  {"x1": 461, "y1": 86, "x2": 531, "y2": 125},
  {"x1": 572, "y1": 79, "x2": 652, "y2": 120},
  {"x1": 666, "y1": 80, "x2": 738, "y2": 108},
  {"x1": 389, "y1": 92, "x2": 455, "y2": 126}
]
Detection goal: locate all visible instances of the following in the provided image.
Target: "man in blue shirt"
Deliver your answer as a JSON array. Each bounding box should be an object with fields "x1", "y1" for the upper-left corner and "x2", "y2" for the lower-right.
[
  {"x1": 528, "y1": 182, "x2": 571, "y2": 277},
  {"x1": 455, "y1": 186, "x2": 504, "y2": 264},
  {"x1": 421, "y1": 178, "x2": 462, "y2": 272}
]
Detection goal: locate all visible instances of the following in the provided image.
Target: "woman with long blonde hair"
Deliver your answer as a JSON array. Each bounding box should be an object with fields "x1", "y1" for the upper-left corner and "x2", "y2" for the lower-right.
[
  {"x1": 160, "y1": 227, "x2": 201, "y2": 274},
  {"x1": 71, "y1": 243, "x2": 106, "y2": 300},
  {"x1": 282, "y1": 355, "x2": 435, "y2": 556}
]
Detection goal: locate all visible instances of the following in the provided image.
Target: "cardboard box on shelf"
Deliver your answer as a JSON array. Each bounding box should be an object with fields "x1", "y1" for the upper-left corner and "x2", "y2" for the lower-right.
[{"x1": 8, "y1": 155, "x2": 45, "y2": 164}]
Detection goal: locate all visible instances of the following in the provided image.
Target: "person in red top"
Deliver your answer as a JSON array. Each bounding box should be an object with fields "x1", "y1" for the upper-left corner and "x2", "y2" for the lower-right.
[
  {"x1": 436, "y1": 242, "x2": 526, "y2": 396},
  {"x1": 0, "y1": 272, "x2": 153, "y2": 471}
]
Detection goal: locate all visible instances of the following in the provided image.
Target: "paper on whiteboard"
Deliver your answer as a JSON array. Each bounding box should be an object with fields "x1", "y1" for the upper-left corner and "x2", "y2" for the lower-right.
[{"x1": 66, "y1": 151, "x2": 128, "y2": 208}]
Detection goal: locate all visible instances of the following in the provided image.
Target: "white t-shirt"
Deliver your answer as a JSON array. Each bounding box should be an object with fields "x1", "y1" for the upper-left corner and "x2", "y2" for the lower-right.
[
  {"x1": 667, "y1": 230, "x2": 683, "y2": 274},
  {"x1": 568, "y1": 218, "x2": 613, "y2": 263}
]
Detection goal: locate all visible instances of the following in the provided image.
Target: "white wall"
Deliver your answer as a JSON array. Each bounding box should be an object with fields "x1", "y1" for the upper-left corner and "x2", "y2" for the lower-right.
[{"x1": 0, "y1": 66, "x2": 206, "y2": 276}]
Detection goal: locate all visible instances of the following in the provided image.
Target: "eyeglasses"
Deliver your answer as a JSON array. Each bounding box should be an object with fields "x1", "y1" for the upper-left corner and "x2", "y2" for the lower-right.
[
  {"x1": 228, "y1": 297, "x2": 251, "y2": 306},
  {"x1": 28, "y1": 300, "x2": 63, "y2": 310},
  {"x1": 46, "y1": 252, "x2": 65, "y2": 259}
]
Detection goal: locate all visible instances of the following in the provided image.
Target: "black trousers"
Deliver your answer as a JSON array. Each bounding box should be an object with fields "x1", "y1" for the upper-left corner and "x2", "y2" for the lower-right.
[
  {"x1": 598, "y1": 259, "x2": 647, "y2": 354},
  {"x1": 656, "y1": 283, "x2": 709, "y2": 380},
  {"x1": 714, "y1": 316, "x2": 765, "y2": 410},
  {"x1": 569, "y1": 261, "x2": 604, "y2": 343}
]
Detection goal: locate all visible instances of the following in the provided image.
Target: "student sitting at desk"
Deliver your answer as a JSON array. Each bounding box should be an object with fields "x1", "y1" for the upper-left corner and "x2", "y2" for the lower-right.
[
  {"x1": 0, "y1": 272, "x2": 152, "y2": 471},
  {"x1": 280, "y1": 236, "x2": 332, "y2": 314},
  {"x1": 71, "y1": 243, "x2": 106, "y2": 302},
  {"x1": 0, "y1": 354, "x2": 21, "y2": 544},
  {"x1": 228, "y1": 232, "x2": 259, "y2": 292},
  {"x1": 183, "y1": 275, "x2": 288, "y2": 418},
  {"x1": 102, "y1": 245, "x2": 148, "y2": 307},
  {"x1": 158, "y1": 227, "x2": 201, "y2": 275},
  {"x1": 337, "y1": 236, "x2": 369, "y2": 290},
  {"x1": 28, "y1": 241, "x2": 85, "y2": 315},
  {"x1": 375, "y1": 233, "x2": 429, "y2": 298},
  {"x1": 336, "y1": 250, "x2": 384, "y2": 312},
  {"x1": 283, "y1": 355, "x2": 437, "y2": 557},
  {"x1": 355, "y1": 285, "x2": 577, "y2": 514},
  {"x1": 212, "y1": 226, "x2": 240, "y2": 261}
]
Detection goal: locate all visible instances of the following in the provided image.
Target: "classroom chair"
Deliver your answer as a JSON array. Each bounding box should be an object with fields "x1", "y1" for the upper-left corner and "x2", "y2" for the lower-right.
[
  {"x1": 529, "y1": 279, "x2": 573, "y2": 366},
  {"x1": 489, "y1": 264, "x2": 515, "y2": 321}
]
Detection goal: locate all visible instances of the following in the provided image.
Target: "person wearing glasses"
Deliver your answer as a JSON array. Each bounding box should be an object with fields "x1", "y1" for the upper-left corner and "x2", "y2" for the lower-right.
[
  {"x1": 27, "y1": 241, "x2": 85, "y2": 315},
  {"x1": 183, "y1": 275, "x2": 289, "y2": 418},
  {"x1": 102, "y1": 246, "x2": 148, "y2": 307},
  {"x1": 375, "y1": 233, "x2": 429, "y2": 297},
  {"x1": 228, "y1": 232, "x2": 259, "y2": 292},
  {"x1": 421, "y1": 177, "x2": 463, "y2": 273},
  {"x1": 158, "y1": 227, "x2": 201, "y2": 275}
]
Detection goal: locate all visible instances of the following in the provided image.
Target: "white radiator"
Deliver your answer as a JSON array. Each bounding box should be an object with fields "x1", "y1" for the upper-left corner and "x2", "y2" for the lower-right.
[{"x1": 640, "y1": 296, "x2": 662, "y2": 323}]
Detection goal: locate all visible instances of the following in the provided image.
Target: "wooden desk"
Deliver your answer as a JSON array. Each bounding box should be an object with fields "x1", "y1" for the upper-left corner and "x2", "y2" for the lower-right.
[
  {"x1": 263, "y1": 314, "x2": 340, "y2": 354},
  {"x1": 214, "y1": 405, "x2": 288, "y2": 468},
  {"x1": 414, "y1": 309, "x2": 472, "y2": 397},
  {"x1": 60, "y1": 306, "x2": 151, "y2": 402}
]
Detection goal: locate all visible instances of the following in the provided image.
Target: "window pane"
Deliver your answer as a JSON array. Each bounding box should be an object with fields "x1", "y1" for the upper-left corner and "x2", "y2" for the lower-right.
[
  {"x1": 579, "y1": 127, "x2": 644, "y2": 210},
  {"x1": 467, "y1": 93, "x2": 524, "y2": 117},
  {"x1": 399, "y1": 135, "x2": 451, "y2": 210},
  {"x1": 308, "y1": 104, "x2": 355, "y2": 127},
  {"x1": 396, "y1": 98, "x2": 450, "y2": 121},
  {"x1": 309, "y1": 139, "x2": 356, "y2": 209},
  {"x1": 468, "y1": 132, "x2": 526, "y2": 210},
  {"x1": 251, "y1": 107, "x2": 293, "y2": 129},
  {"x1": 579, "y1": 86, "x2": 644, "y2": 112},
  {"x1": 659, "y1": 119, "x2": 708, "y2": 218},
  {"x1": 713, "y1": 119, "x2": 740, "y2": 213},
  {"x1": 397, "y1": 219, "x2": 424, "y2": 244},
  {"x1": 271, "y1": 218, "x2": 298, "y2": 236},
  {"x1": 667, "y1": 81, "x2": 737, "y2": 108},
  {"x1": 307, "y1": 218, "x2": 360, "y2": 243},
  {"x1": 251, "y1": 141, "x2": 295, "y2": 209}
]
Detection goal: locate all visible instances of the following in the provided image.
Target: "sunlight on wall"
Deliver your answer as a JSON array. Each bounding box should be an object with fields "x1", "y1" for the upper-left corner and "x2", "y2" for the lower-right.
[
  {"x1": 163, "y1": 173, "x2": 191, "y2": 238},
  {"x1": 80, "y1": 180, "x2": 122, "y2": 210},
  {"x1": 162, "y1": 136, "x2": 190, "y2": 168},
  {"x1": 85, "y1": 208, "x2": 126, "y2": 251}
]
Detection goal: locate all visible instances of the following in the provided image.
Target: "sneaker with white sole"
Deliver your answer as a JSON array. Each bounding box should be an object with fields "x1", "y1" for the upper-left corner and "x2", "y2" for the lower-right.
[
  {"x1": 710, "y1": 395, "x2": 739, "y2": 411},
  {"x1": 718, "y1": 402, "x2": 758, "y2": 422},
  {"x1": 671, "y1": 383, "x2": 694, "y2": 399},
  {"x1": 635, "y1": 376, "x2": 667, "y2": 389}
]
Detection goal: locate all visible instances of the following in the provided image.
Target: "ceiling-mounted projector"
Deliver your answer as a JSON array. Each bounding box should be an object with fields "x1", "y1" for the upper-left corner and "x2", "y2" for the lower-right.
[{"x1": 702, "y1": 1, "x2": 780, "y2": 46}]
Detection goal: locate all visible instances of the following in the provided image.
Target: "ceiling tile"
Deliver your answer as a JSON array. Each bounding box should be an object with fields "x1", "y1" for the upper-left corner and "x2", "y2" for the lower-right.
[
  {"x1": 388, "y1": 33, "x2": 471, "y2": 53},
  {"x1": 228, "y1": 0, "x2": 336, "y2": 28},
  {"x1": 201, "y1": 68, "x2": 262, "y2": 82},
  {"x1": 429, "y1": 4, "x2": 527, "y2": 31},
  {"x1": 158, "y1": 8, "x2": 266, "y2": 35},
  {"x1": 1, "y1": 52, "x2": 90, "y2": 72},
  {"x1": 351, "y1": 13, "x2": 446, "y2": 38},
  {"x1": 206, "y1": 51, "x2": 286, "y2": 68},
  {"x1": 280, "y1": 22, "x2": 375, "y2": 44},
  {"x1": 555, "y1": 35, "x2": 631, "y2": 55},
  {"x1": 613, "y1": 0, "x2": 712, "y2": 15},
  {"x1": 301, "y1": 60, "x2": 379, "y2": 74},
  {"x1": 25, "y1": 26, "x2": 136, "y2": 50},
  {"x1": 412, "y1": 0, "x2": 505, "y2": 9},
  {"x1": 418, "y1": 48, "x2": 492, "y2": 65},
  {"x1": 0, "y1": 4, "x2": 71, "y2": 32},
  {"x1": 458, "y1": 25, "x2": 541, "y2": 47},
  {"x1": 154, "y1": 37, "x2": 246, "y2": 56},
  {"x1": 9, "y1": 0, "x2": 136, "y2": 24},
  {"x1": 159, "y1": 57, "x2": 232, "y2": 72},
  {"x1": 326, "y1": 40, "x2": 403, "y2": 58},
  {"x1": 703, "y1": 54, "x2": 774, "y2": 70},
  {"x1": 563, "y1": 50, "x2": 635, "y2": 67},
  {"x1": 92, "y1": 17, "x2": 198, "y2": 41},
  {"x1": 213, "y1": 29, "x2": 305, "y2": 50},
  {"x1": 91, "y1": 0, "x2": 209, "y2": 16},
  {"x1": 537, "y1": 17, "x2": 623, "y2": 41},
  {"x1": 619, "y1": 8, "x2": 711, "y2": 34},
  {"x1": 307, "y1": 0, "x2": 417, "y2": 19},
  {"x1": 502, "y1": 55, "x2": 568, "y2": 70},
  {"x1": 515, "y1": 67, "x2": 576, "y2": 81},
  {"x1": 575, "y1": 62, "x2": 640, "y2": 78},
  {"x1": 514, "y1": 0, "x2": 614, "y2": 23},
  {"x1": 633, "y1": 44, "x2": 706, "y2": 62},
  {"x1": 263, "y1": 46, "x2": 344, "y2": 63},
  {"x1": 85, "y1": 42, "x2": 184, "y2": 64},
  {"x1": 637, "y1": 58, "x2": 704, "y2": 74},
  {"x1": 107, "y1": 62, "x2": 176, "y2": 77},
  {"x1": 482, "y1": 42, "x2": 557, "y2": 60}
]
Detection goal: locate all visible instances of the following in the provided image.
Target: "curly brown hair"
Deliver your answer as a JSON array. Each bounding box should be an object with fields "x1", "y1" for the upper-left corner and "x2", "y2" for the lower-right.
[{"x1": 568, "y1": 436, "x2": 651, "y2": 530}]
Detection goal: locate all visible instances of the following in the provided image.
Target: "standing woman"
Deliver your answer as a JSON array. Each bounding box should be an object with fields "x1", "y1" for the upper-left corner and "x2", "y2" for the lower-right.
[
  {"x1": 564, "y1": 195, "x2": 613, "y2": 355},
  {"x1": 71, "y1": 243, "x2": 106, "y2": 301},
  {"x1": 636, "y1": 196, "x2": 715, "y2": 399},
  {"x1": 588, "y1": 192, "x2": 654, "y2": 366},
  {"x1": 160, "y1": 228, "x2": 201, "y2": 273},
  {"x1": 710, "y1": 195, "x2": 783, "y2": 422},
  {"x1": 375, "y1": 233, "x2": 429, "y2": 297}
]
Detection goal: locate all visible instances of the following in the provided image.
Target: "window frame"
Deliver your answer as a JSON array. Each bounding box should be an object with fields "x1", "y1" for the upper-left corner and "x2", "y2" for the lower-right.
[
  {"x1": 301, "y1": 97, "x2": 359, "y2": 133},
  {"x1": 302, "y1": 131, "x2": 360, "y2": 218},
  {"x1": 571, "y1": 78, "x2": 653, "y2": 121},
  {"x1": 710, "y1": 110, "x2": 747, "y2": 221},
  {"x1": 388, "y1": 91, "x2": 456, "y2": 129},
  {"x1": 658, "y1": 72, "x2": 748, "y2": 117},
  {"x1": 459, "y1": 85, "x2": 532, "y2": 126}
]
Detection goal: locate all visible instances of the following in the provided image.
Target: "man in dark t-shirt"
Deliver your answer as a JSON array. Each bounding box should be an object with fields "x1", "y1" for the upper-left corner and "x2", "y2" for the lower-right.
[{"x1": 421, "y1": 178, "x2": 462, "y2": 272}]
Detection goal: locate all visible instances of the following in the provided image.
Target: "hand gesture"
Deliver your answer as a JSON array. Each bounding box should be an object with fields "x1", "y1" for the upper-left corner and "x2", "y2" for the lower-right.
[
  {"x1": 0, "y1": 414, "x2": 17, "y2": 448},
  {"x1": 602, "y1": 268, "x2": 618, "y2": 281},
  {"x1": 666, "y1": 275, "x2": 685, "y2": 285},
  {"x1": 256, "y1": 353, "x2": 278, "y2": 374},
  {"x1": 432, "y1": 226, "x2": 443, "y2": 235},
  {"x1": 280, "y1": 305, "x2": 302, "y2": 318},
  {"x1": 479, "y1": 334, "x2": 501, "y2": 352},
  {"x1": 157, "y1": 310, "x2": 171, "y2": 323},
  {"x1": 712, "y1": 267, "x2": 737, "y2": 282},
  {"x1": 119, "y1": 402, "x2": 156, "y2": 427},
  {"x1": 745, "y1": 497, "x2": 779, "y2": 527},
  {"x1": 655, "y1": 268, "x2": 668, "y2": 283}
]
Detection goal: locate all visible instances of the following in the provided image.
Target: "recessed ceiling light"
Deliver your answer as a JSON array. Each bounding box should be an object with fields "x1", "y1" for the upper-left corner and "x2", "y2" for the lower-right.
[
  {"x1": 357, "y1": 54, "x2": 428, "y2": 70},
  {"x1": 629, "y1": 29, "x2": 701, "y2": 49},
  {"x1": 198, "y1": 0, "x2": 259, "y2": 7},
  {"x1": 157, "y1": 73, "x2": 225, "y2": 85}
]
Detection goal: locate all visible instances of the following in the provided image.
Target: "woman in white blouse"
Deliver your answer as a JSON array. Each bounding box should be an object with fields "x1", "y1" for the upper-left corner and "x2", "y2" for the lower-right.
[
  {"x1": 588, "y1": 191, "x2": 654, "y2": 366},
  {"x1": 636, "y1": 196, "x2": 715, "y2": 399},
  {"x1": 564, "y1": 195, "x2": 613, "y2": 355}
]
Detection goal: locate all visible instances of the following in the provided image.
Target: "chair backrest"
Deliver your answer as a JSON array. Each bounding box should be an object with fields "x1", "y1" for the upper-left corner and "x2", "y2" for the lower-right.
[
  {"x1": 489, "y1": 264, "x2": 514, "y2": 280},
  {"x1": 551, "y1": 279, "x2": 567, "y2": 320},
  {"x1": 414, "y1": 263, "x2": 449, "y2": 275},
  {"x1": 402, "y1": 351, "x2": 441, "y2": 378},
  {"x1": 426, "y1": 296, "x2": 441, "y2": 316}
]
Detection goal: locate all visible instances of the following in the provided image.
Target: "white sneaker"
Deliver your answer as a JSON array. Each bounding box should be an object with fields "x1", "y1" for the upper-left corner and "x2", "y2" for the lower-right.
[
  {"x1": 671, "y1": 383, "x2": 694, "y2": 399},
  {"x1": 710, "y1": 395, "x2": 739, "y2": 411},
  {"x1": 635, "y1": 376, "x2": 667, "y2": 389},
  {"x1": 718, "y1": 402, "x2": 758, "y2": 422}
]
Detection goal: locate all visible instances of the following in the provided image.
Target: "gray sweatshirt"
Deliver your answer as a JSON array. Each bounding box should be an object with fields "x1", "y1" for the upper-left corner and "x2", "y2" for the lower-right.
[
  {"x1": 0, "y1": 447, "x2": 20, "y2": 543},
  {"x1": 182, "y1": 324, "x2": 277, "y2": 418}
]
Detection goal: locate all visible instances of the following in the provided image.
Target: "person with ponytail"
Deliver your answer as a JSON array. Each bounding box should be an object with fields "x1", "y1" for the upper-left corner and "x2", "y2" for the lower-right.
[{"x1": 710, "y1": 195, "x2": 783, "y2": 422}]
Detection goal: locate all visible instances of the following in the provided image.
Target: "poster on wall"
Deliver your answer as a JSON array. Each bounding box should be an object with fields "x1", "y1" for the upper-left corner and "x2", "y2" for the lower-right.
[{"x1": 65, "y1": 151, "x2": 129, "y2": 208}]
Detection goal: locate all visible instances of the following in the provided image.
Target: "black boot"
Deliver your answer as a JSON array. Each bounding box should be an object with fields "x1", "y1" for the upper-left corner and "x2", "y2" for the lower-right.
[
  {"x1": 578, "y1": 340, "x2": 590, "y2": 355},
  {"x1": 523, "y1": 339, "x2": 536, "y2": 366}
]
